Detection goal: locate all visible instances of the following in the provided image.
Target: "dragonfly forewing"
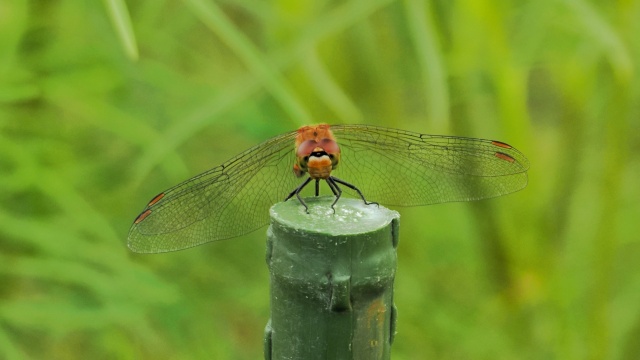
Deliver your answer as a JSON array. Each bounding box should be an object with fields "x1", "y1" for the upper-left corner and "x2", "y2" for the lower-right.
[{"x1": 128, "y1": 130, "x2": 299, "y2": 253}]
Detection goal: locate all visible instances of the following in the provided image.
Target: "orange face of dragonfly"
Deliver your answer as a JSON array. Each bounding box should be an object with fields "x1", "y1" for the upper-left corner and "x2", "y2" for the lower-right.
[{"x1": 293, "y1": 124, "x2": 341, "y2": 179}]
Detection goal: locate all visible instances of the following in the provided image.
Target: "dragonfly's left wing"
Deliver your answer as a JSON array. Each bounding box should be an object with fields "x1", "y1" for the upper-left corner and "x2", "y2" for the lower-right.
[{"x1": 331, "y1": 124, "x2": 529, "y2": 206}]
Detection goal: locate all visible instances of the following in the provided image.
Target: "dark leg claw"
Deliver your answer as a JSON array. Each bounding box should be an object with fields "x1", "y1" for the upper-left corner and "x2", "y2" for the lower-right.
[
  {"x1": 285, "y1": 177, "x2": 312, "y2": 213},
  {"x1": 330, "y1": 176, "x2": 379, "y2": 207},
  {"x1": 326, "y1": 177, "x2": 341, "y2": 214}
]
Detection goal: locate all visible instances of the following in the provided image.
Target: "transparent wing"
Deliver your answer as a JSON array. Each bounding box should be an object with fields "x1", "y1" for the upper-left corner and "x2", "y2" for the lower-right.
[
  {"x1": 330, "y1": 124, "x2": 529, "y2": 206},
  {"x1": 127, "y1": 130, "x2": 300, "y2": 253}
]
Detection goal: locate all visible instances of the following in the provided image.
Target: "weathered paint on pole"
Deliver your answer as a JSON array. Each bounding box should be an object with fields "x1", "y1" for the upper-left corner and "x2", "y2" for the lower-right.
[{"x1": 264, "y1": 196, "x2": 399, "y2": 360}]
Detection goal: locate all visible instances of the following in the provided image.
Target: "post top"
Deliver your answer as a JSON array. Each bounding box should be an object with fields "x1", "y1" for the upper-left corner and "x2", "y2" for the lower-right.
[{"x1": 270, "y1": 196, "x2": 399, "y2": 236}]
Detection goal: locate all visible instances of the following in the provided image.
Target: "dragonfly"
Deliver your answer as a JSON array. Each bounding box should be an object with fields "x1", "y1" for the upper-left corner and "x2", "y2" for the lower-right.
[{"x1": 128, "y1": 124, "x2": 529, "y2": 253}]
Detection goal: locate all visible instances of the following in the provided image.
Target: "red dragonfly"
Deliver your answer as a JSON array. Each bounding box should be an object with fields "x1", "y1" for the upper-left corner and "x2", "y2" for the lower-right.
[{"x1": 128, "y1": 124, "x2": 529, "y2": 253}]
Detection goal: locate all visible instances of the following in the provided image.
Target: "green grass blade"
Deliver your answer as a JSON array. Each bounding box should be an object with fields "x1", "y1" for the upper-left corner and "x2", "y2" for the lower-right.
[{"x1": 102, "y1": 0, "x2": 139, "y2": 60}]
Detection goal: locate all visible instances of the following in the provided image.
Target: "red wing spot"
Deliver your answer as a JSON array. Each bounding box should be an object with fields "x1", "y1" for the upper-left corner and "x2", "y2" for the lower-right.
[
  {"x1": 134, "y1": 209, "x2": 152, "y2": 224},
  {"x1": 147, "y1": 193, "x2": 165, "y2": 206},
  {"x1": 491, "y1": 140, "x2": 512, "y2": 149},
  {"x1": 495, "y1": 152, "x2": 515, "y2": 163}
]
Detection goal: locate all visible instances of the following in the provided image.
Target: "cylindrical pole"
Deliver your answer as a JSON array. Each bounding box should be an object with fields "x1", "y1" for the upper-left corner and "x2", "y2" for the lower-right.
[{"x1": 264, "y1": 196, "x2": 400, "y2": 360}]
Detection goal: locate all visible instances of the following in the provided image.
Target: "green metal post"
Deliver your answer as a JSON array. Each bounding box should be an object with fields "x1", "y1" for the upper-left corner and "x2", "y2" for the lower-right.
[{"x1": 264, "y1": 196, "x2": 400, "y2": 360}]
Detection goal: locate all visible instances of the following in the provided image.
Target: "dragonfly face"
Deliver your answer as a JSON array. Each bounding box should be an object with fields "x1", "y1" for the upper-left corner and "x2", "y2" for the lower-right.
[
  {"x1": 128, "y1": 124, "x2": 529, "y2": 253},
  {"x1": 293, "y1": 124, "x2": 341, "y2": 179}
]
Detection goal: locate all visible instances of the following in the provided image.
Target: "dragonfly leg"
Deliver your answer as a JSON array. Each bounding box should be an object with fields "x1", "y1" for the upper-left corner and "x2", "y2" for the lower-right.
[
  {"x1": 295, "y1": 189, "x2": 310, "y2": 213},
  {"x1": 330, "y1": 176, "x2": 379, "y2": 207},
  {"x1": 315, "y1": 178, "x2": 320, "y2": 196},
  {"x1": 325, "y1": 177, "x2": 342, "y2": 213},
  {"x1": 285, "y1": 177, "x2": 312, "y2": 201},
  {"x1": 285, "y1": 177, "x2": 312, "y2": 213}
]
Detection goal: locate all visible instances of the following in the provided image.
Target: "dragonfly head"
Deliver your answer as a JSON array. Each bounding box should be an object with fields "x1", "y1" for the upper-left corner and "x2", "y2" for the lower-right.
[
  {"x1": 296, "y1": 146, "x2": 339, "y2": 179},
  {"x1": 293, "y1": 125, "x2": 341, "y2": 179}
]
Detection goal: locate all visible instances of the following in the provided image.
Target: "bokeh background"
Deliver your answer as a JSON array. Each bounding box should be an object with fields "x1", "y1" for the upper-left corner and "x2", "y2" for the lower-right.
[{"x1": 1, "y1": 0, "x2": 639, "y2": 359}]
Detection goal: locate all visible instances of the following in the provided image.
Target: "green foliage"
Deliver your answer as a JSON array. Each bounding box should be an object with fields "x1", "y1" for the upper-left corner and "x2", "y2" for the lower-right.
[{"x1": 1, "y1": 0, "x2": 639, "y2": 359}]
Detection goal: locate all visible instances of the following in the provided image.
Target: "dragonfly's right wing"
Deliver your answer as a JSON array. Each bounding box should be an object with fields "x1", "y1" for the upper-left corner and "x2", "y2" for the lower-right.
[{"x1": 128, "y1": 130, "x2": 300, "y2": 253}]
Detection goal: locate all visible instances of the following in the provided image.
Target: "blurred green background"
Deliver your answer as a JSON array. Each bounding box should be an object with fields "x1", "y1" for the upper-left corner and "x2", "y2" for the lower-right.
[{"x1": 1, "y1": 0, "x2": 639, "y2": 359}]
